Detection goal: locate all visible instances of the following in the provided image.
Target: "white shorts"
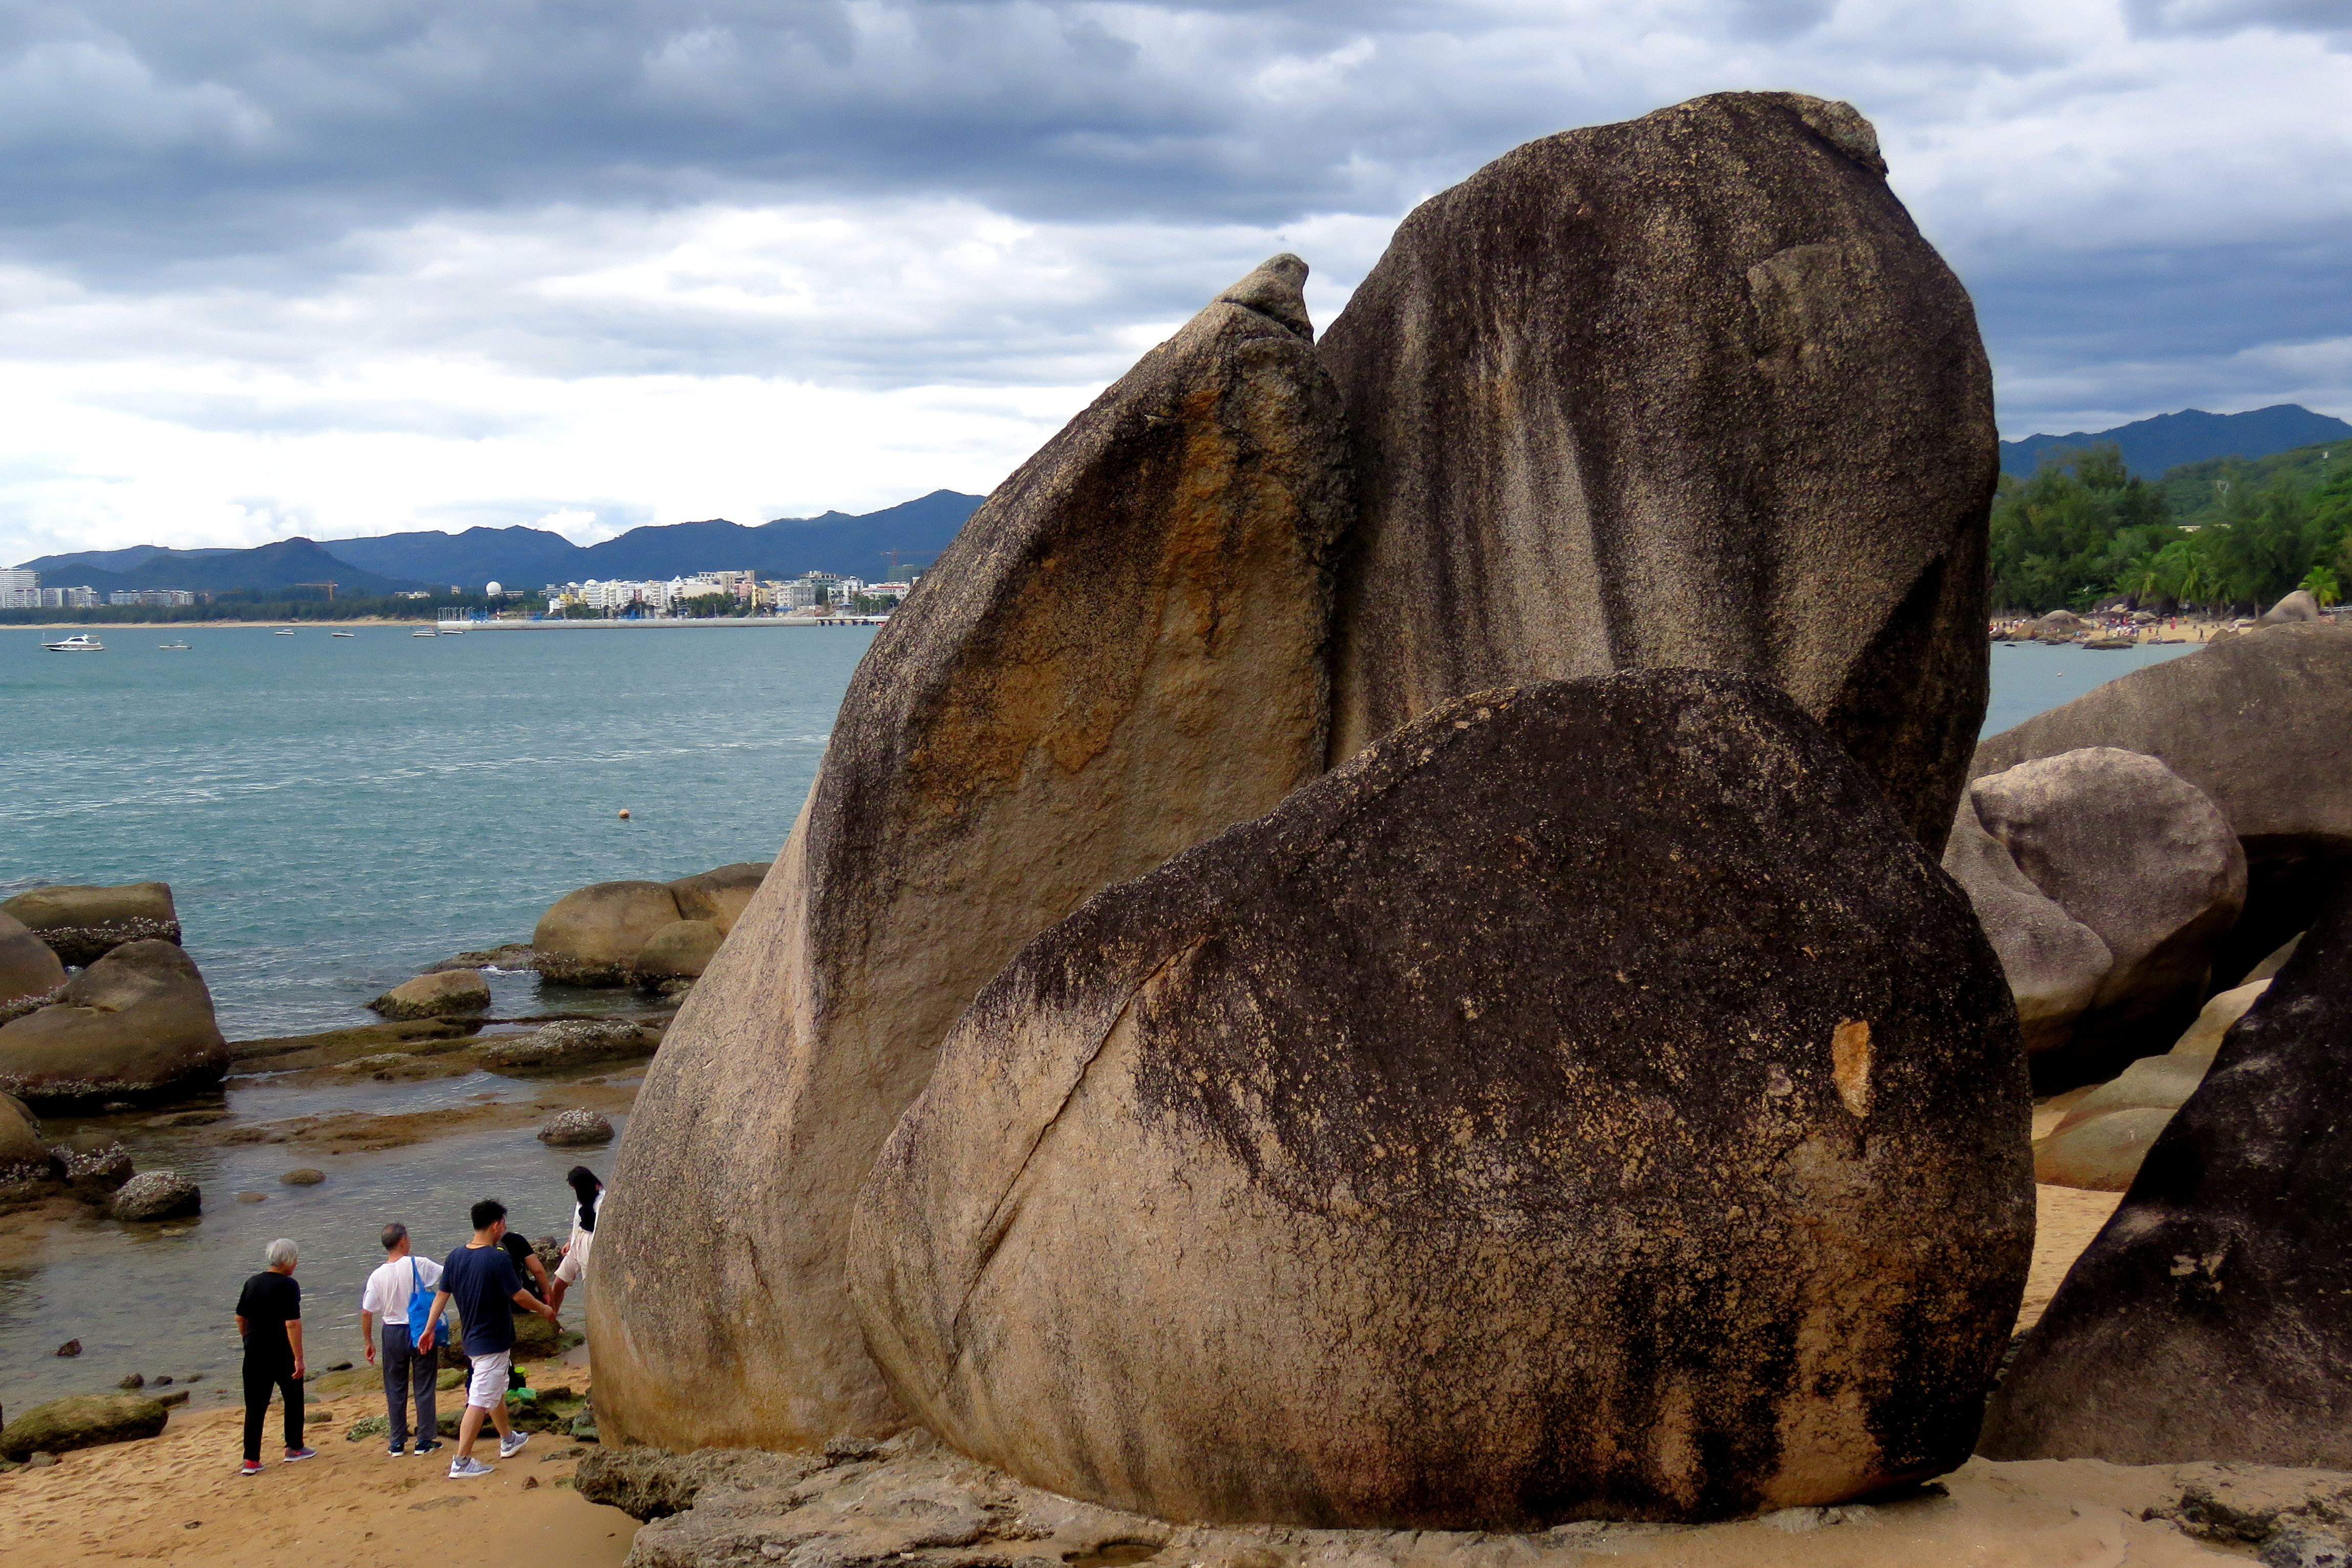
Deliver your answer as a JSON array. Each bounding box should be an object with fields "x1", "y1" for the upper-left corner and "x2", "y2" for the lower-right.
[
  {"x1": 466, "y1": 1350, "x2": 512, "y2": 1409},
  {"x1": 554, "y1": 1243, "x2": 587, "y2": 1285}
]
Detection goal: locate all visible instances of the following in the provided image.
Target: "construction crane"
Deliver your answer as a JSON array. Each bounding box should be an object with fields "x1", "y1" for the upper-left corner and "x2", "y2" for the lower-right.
[
  {"x1": 879, "y1": 551, "x2": 928, "y2": 579},
  {"x1": 293, "y1": 581, "x2": 338, "y2": 601}
]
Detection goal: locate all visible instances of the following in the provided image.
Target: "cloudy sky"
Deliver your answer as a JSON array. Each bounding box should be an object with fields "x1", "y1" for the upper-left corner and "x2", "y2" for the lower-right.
[{"x1": 4, "y1": 0, "x2": 2349, "y2": 565}]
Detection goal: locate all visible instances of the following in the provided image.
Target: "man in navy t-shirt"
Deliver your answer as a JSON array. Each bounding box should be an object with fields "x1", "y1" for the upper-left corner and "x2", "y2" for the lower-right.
[{"x1": 418, "y1": 1198, "x2": 559, "y2": 1479}]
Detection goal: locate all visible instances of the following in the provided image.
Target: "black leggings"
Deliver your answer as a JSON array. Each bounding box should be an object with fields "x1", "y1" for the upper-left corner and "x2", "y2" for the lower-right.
[{"x1": 242, "y1": 1359, "x2": 304, "y2": 1463}]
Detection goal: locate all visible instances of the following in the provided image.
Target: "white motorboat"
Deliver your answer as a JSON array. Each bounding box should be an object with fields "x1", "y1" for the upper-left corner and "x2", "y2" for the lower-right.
[
  {"x1": 274, "y1": 628, "x2": 297, "y2": 635},
  {"x1": 43, "y1": 633, "x2": 103, "y2": 652},
  {"x1": 437, "y1": 625, "x2": 466, "y2": 635},
  {"x1": 331, "y1": 631, "x2": 356, "y2": 638},
  {"x1": 158, "y1": 641, "x2": 190, "y2": 650},
  {"x1": 411, "y1": 628, "x2": 437, "y2": 639}
]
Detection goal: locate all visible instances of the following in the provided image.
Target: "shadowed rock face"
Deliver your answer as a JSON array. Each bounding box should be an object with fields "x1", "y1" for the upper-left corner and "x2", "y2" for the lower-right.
[
  {"x1": 1980, "y1": 873, "x2": 2352, "y2": 1468},
  {"x1": 1969, "y1": 624, "x2": 2352, "y2": 989},
  {"x1": 591, "y1": 255, "x2": 1353, "y2": 1452},
  {"x1": 853, "y1": 672, "x2": 2032, "y2": 1529},
  {"x1": 1317, "y1": 92, "x2": 1994, "y2": 851},
  {"x1": 0, "y1": 882, "x2": 180, "y2": 969}
]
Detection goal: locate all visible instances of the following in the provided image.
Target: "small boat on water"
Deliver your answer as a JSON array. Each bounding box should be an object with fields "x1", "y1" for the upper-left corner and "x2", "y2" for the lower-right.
[
  {"x1": 331, "y1": 631, "x2": 356, "y2": 638},
  {"x1": 43, "y1": 633, "x2": 103, "y2": 652},
  {"x1": 274, "y1": 628, "x2": 297, "y2": 636},
  {"x1": 438, "y1": 626, "x2": 466, "y2": 635},
  {"x1": 158, "y1": 641, "x2": 190, "y2": 650},
  {"x1": 412, "y1": 628, "x2": 437, "y2": 639}
]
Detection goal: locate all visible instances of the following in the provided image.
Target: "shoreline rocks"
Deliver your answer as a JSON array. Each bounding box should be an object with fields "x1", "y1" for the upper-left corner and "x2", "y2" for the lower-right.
[
  {"x1": 530, "y1": 864, "x2": 770, "y2": 987},
  {"x1": 478, "y1": 1019, "x2": 658, "y2": 1074},
  {"x1": 109, "y1": 1169, "x2": 201, "y2": 1221},
  {"x1": 0, "y1": 940, "x2": 229, "y2": 1103},
  {"x1": 0, "y1": 1392, "x2": 169, "y2": 1460},
  {"x1": 367, "y1": 968, "x2": 490, "y2": 1020},
  {"x1": 0, "y1": 911, "x2": 67, "y2": 1017},
  {"x1": 538, "y1": 1108, "x2": 614, "y2": 1146},
  {"x1": 0, "y1": 882, "x2": 182, "y2": 969}
]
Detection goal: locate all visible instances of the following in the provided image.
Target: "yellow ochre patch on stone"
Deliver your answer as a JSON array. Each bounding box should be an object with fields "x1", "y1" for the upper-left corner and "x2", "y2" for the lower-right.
[{"x1": 1831, "y1": 1019, "x2": 1872, "y2": 1118}]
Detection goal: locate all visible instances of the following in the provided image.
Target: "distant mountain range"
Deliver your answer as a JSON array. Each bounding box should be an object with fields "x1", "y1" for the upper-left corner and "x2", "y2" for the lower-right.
[
  {"x1": 1999, "y1": 404, "x2": 2352, "y2": 478},
  {"x1": 17, "y1": 490, "x2": 986, "y2": 595}
]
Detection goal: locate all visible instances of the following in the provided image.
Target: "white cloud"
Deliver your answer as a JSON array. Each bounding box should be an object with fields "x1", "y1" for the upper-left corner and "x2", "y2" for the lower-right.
[{"x1": 3, "y1": 0, "x2": 2351, "y2": 564}]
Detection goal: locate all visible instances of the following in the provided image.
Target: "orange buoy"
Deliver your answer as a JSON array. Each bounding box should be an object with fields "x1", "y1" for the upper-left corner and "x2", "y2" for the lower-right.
[{"x1": 618, "y1": 809, "x2": 631, "y2": 820}]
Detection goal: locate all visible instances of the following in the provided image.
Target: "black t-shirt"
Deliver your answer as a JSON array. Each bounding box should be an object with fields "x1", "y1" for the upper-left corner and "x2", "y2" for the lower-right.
[
  {"x1": 500, "y1": 1235, "x2": 538, "y2": 1319},
  {"x1": 237, "y1": 1271, "x2": 301, "y2": 1366}
]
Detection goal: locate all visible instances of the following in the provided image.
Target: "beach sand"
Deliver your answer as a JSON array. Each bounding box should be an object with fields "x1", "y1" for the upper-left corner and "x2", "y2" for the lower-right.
[{"x1": 0, "y1": 1364, "x2": 635, "y2": 1567}]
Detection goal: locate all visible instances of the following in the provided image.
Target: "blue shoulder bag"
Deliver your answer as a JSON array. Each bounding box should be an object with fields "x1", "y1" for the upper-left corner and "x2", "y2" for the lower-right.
[{"x1": 406, "y1": 1259, "x2": 436, "y2": 1349}]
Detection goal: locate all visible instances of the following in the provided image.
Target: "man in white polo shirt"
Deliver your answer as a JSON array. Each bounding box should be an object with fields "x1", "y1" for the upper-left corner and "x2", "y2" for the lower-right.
[{"x1": 359, "y1": 1221, "x2": 444, "y2": 1457}]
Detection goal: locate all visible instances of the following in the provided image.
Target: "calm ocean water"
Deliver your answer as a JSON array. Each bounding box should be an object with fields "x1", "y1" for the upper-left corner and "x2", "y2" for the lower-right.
[
  {"x1": 0, "y1": 626, "x2": 2199, "y2": 1413},
  {"x1": 2, "y1": 624, "x2": 873, "y2": 1038}
]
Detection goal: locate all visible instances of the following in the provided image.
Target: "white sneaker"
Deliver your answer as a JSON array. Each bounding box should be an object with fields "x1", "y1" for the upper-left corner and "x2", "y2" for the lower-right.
[
  {"x1": 448, "y1": 1456, "x2": 495, "y2": 1479},
  {"x1": 497, "y1": 1431, "x2": 529, "y2": 1460}
]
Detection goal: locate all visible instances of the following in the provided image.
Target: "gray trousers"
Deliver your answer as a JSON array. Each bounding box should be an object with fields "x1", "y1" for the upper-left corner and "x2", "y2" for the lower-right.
[{"x1": 381, "y1": 1323, "x2": 437, "y2": 1449}]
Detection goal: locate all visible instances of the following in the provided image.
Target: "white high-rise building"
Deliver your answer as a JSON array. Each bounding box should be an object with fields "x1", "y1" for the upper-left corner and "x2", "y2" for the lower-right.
[{"x1": 0, "y1": 567, "x2": 36, "y2": 609}]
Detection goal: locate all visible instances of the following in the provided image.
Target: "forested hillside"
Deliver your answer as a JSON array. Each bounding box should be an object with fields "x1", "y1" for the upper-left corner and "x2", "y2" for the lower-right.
[{"x1": 1990, "y1": 441, "x2": 2351, "y2": 613}]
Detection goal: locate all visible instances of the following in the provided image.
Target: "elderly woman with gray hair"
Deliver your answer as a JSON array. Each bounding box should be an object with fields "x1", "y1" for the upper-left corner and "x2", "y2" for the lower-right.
[{"x1": 234, "y1": 1237, "x2": 316, "y2": 1476}]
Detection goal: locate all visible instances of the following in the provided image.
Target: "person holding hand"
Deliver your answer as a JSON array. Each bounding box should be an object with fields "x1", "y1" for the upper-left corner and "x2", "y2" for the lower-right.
[{"x1": 417, "y1": 1199, "x2": 558, "y2": 1479}]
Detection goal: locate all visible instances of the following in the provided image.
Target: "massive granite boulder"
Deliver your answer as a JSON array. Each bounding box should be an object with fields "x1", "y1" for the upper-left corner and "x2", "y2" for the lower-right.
[
  {"x1": 1969, "y1": 623, "x2": 2352, "y2": 987},
  {"x1": 0, "y1": 940, "x2": 229, "y2": 1101},
  {"x1": 0, "y1": 910, "x2": 67, "y2": 1016},
  {"x1": 853, "y1": 673, "x2": 2032, "y2": 1529},
  {"x1": 1958, "y1": 748, "x2": 2244, "y2": 1087},
  {"x1": 593, "y1": 255, "x2": 1353, "y2": 1451},
  {"x1": 1980, "y1": 873, "x2": 2352, "y2": 1468},
  {"x1": 533, "y1": 880, "x2": 683, "y2": 985},
  {"x1": 1317, "y1": 91, "x2": 1995, "y2": 850},
  {"x1": 0, "y1": 881, "x2": 180, "y2": 968}
]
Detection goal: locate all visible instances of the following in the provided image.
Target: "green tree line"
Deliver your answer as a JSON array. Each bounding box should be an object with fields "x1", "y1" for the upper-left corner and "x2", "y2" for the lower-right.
[{"x1": 1993, "y1": 442, "x2": 2351, "y2": 614}]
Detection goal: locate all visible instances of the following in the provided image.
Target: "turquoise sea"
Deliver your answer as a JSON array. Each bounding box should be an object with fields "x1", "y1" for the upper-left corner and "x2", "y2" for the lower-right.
[{"x1": 0, "y1": 625, "x2": 2198, "y2": 1414}]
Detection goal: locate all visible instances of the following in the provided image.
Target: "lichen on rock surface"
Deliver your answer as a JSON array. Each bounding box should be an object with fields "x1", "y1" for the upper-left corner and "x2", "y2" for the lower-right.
[
  {"x1": 854, "y1": 672, "x2": 2032, "y2": 1528},
  {"x1": 0, "y1": 881, "x2": 182, "y2": 969},
  {"x1": 1316, "y1": 90, "x2": 1995, "y2": 849},
  {"x1": 0, "y1": 939, "x2": 229, "y2": 1101}
]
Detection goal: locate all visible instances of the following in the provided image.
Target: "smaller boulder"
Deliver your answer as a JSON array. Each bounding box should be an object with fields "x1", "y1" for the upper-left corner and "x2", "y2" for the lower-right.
[
  {"x1": 368, "y1": 969, "x2": 491, "y2": 1020},
  {"x1": 0, "y1": 1393, "x2": 169, "y2": 1460},
  {"x1": 0, "y1": 910, "x2": 66, "y2": 1015},
  {"x1": 280, "y1": 1167, "x2": 325, "y2": 1186},
  {"x1": 665, "y1": 863, "x2": 769, "y2": 936},
  {"x1": 0, "y1": 1092, "x2": 44, "y2": 1178},
  {"x1": 537, "y1": 1108, "x2": 614, "y2": 1146},
  {"x1": 53, "y1": 1135, "x2": 133, "y2": 1197},
  {"x1": 110, "y1": 1171, "x2": 201, "y2": 1221},
  {"x1": 0, "y1": 882, "x2": 180, "y2": 968},
  {"x1": 634, "y1": 920, "x2": 722, "y2": 980},
  {"x1": 2248, "y1": 934, "x2": 2304, "y2": 985},
  {"x1": 2036, "y1": 1106, "x2": 2180, "y2": 1190},
  {"x1": 2056, "y1": 1054, "x2": 2213, "y2": 1132},
  {"x1": 0, "y1": 940, "x2": 229, "y2": 1102},
  {"x1": 531, "y1": 881, "x2": 682, "y2": 986},
  {"x1": 477, "y1": 1020, "x2": 657, "y2": 1074}
]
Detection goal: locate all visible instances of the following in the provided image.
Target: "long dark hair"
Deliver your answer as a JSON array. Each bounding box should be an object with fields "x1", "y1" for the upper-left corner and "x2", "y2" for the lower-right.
[{"x1": 567, "y1": 1166, "x2": 603, "y2": 1233}]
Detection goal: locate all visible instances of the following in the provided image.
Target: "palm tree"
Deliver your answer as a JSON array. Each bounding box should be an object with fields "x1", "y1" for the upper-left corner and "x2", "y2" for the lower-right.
[{"x1": 2304, "y1": 565, "x2": 2343, "y2": 607}]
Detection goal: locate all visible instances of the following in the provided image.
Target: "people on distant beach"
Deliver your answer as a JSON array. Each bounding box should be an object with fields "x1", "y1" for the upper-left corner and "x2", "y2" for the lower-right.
[
  {"x1": 359, "y1": 1221, "x2": 444, "y2": 1457},
  {"x1": 234, "y1": 1237, "x2": 316, "y2": 1476},
  {"x1": 544, "y1": 1165, "x2": 603, "y2": 1316},
  {"x1": 417, "y1": 1198, "x2": 560, "y2": 1479}
]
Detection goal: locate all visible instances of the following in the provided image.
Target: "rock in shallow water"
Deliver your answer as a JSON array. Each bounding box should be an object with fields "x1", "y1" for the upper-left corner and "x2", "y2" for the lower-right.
[
  {"x1": 0, "y1": 940, "x2": 228, "y2": 1102},
  {"x1": 0, "y1": 881, "x2": 181, "y2": 968},
  {"x1": 479, "y1": 1020, "x2": 657, "y2": 1073},
  {"x1": 533, "y1": 881, "x2": 684, "y2": 986},
  {"x1": 110, "y1": 1169, "x2": 201, "y2": 1221},
  {"x1": 538, "y1": 1108, "x2": 614, "y2": 1146},
  {"x1": 368, "y1": 968, "x2": 491, "y2": 1020},
  {"x1": 854, "y1": 672, "x2": 2033, "y2": 1528},
  {"x1": 0, "y1": 910, "x2": 66, "y2": 1015}
]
